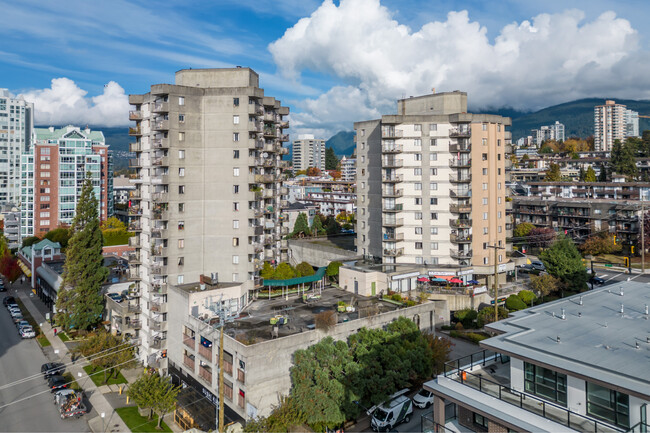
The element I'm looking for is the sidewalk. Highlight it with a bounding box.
[16,286,130,433]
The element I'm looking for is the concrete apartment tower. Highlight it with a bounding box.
[594,100,638,151]
[0,89,33,206]
[355,91,510,268]
[292,134,325,172]
[128,68,289,367]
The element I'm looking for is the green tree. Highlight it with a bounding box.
[311,214,325,236]
[150,375,181,430]
[56,176,109,331]
[528,273,560,300]
[127,373,156,419]
[100,216,127,231]
[325,146,339,171]
[598,163,608,181]
[517,290,537,306]
[477,307,508,327]
[291,212,311,238]
[578,166,586,181]
[244,396,306,433]
[539,236,588,293]
[579,233,621,256]
[610,139,638,179]
[505,295,527,311]
[21,236,40,248]
[296,261,315,277]
[261,262,275,280]
[453,308,478,328]
[74,332,135,383]
[274,262,297,280]
[326,261,342,283]
[45,227,72,249]
[325,216,341,235]
[421,332,453,375]
[584,166,597,182]
[513,222,535,238]
[544,163,562,181]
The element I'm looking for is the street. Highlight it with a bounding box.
[0,289,90,432]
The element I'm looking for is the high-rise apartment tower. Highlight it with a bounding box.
[0,89,33,206]
[292,134,325,172]
[594,100,638,151]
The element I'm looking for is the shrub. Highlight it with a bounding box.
[505,294,527,311]
[517,290,537,306]
[449,330,460,338]
[295,261,315,277]
[405,300,417,307]
[463,332,489,344]
[454,322,464,330]
[390,293,403,302]
[314,310,337,330]
[453,308,478,328]
[477,307,509,328]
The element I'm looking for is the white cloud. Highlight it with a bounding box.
[19,78,130,127]
[270,0,649,136]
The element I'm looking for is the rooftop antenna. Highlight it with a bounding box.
[560,308,566,320]
[620,304,625,315]
[636,341,640,349]
[620,287,624,296]
[556,336,561,343]
[579,296,583,306]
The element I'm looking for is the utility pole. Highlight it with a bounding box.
[642,200,645,274]
[487,244,505,323]
[218,322,224,433]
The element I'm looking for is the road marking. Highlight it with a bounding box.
[605,273,623,282]
[628,274,643,281]
[599,274,608,278]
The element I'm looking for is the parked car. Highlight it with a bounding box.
[590,276,606,286]
[412,388,434,409]
[47,375,68,392]
[0,284,5,292]
[20,325,36,339]
[3,296,15,306]
[370,394,413,432]
[42,362,65,378]
[12,314,24,324]
[8,306,20,315]
[16,319,30,329]
[530,260,546,271]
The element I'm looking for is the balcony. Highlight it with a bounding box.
[125,319,141,330]
[151,192,168,202]
[150,264,167,275]
[255,174,276,183]
[450,219,472,229]
[128,127,141,136]
[449,158,471,168]
[449,126,471,138]
[279,147,289,155]
[198,345,213,361]
[152,137,169,149]
[449,174,471,183]
[153,119,169,130]
[151,209,169,221]
[129,236,140,247]
[152,156,169,167]
[153,101,169,113]
[449,189,471,199]
[383,158,403,168]
[450,233,472,243]
[183,354,195,371]
[449,203,472,214]
[128,251,141,263]
[150,299,167,313]
[149,319,166,331]
[382,174,403,183]
[129,158,142,168]
[279,134,289,142]
[382,129,403,138]
[128,268,141,281]
[128,222,142,232]
[199,365,213,385]
[249,121,263,133]
[450,248,472,259]
[263,128,276,137]
[151,283,167,294]
[442,350,620,433]
[382,144,403,153]
[280,120,289,129]
[383,204,403,212]
[129,142,141,152]
[383,189,403,198]
[129,110,142,120]
[264,112,278,123]
[183,335,195,349]
[449,142,471,152]
[382,232,404,242]
[384,248,404,257]
[150,338,166,349]
[382,218,404,227]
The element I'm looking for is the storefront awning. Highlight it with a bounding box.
[18,260,31,277]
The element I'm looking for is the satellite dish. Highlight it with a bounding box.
[262,152,268,158]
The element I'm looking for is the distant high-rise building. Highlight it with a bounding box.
[340,155,356,182]
[594,100,637,151]
[0,89,33,206]
[127,68,290,368]
[20,125,112,239]
[292,134,325,172]
[355,91,510,268]
[531,121,564,146]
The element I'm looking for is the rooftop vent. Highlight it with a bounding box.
[556,336,561,343]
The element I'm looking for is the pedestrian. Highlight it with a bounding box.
[54,328,57,336]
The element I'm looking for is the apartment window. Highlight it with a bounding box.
[178,257,184,266]
[586,382,629,428]
[179,149,185,159]
[484,257,489,265]
[431,212,438,220]
[39,212,50,218]
[473,413,488,429]
[414,168,422,177]
[482,153,488,161]
[429,123,437,131]
[498,154,501,160]
[430,138,437,146]
[232,273,239,282]
[430,198,438,205]
[233,150,239,159]
[233,97,239,106]
[482,198,488,205]
[361,155,365,163]
[498,168,501,175]
[415,227,423,234]
[498,139,501,146]
[179,168,185,177]
[430,242,439,250]
[415,212,423,220]
[414,124,422,132]
[361,182,366,189]
[430,257,439,265]
[179,132,185,141]
[233,202,240,211]
[415,257,423,264]
[431,227,438,235]
[179,185,185,194]
[41,148,50,155]
[233,167,240,177]
[178,97,185,106]
[482,183,488,190]
[178,239,184,249]
[233,132,239,142]
[430,153,437,161]
[430,182,438,190]
[483,168,488,175]
[233,115,240,124]
[178,221,185,230]
[498,226,502,233]
[360,129,365,136]
[415,154,422,161]
[482,123,487,131]
[415,198,422,205]
[414,138,421,147]
[499,254,503,261]
[498,197,501,204]
[177,275,184,284]
[179,114,185,123]
[232,255,239,264]
[483,227,488,234]
[430,168,437,175]
[233,185,239,194]
[524,362,567,406]
[179,203,185,212]
[233,220,239,229]
[498,182,501,190]
[498,211,502,218]
[415,242,423,249]
[415,183,422,191]
[483,212,488,220]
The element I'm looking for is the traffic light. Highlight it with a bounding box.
[624,257,630,268]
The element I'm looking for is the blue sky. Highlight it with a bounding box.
[3,0,650,138]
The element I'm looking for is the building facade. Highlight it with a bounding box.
[297,191,356,216]
[340,155,356,182]
[355,91,510,268]
[127,68,290,368]
[292,134,325,172]
[531,120,565,145]
[0,89,33,206]
[594,100,638,151]
[20,126,112,239]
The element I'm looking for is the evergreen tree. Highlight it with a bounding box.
[311,214,324,236]
[578,166,586,182]
[598,163,608,181]
[325,147,339,170]
[56,175,108,330]
[584,166,597,182]
[610,139,638,179]
[539,236,588,293]
[291,212,311,237]
[544,163,562,181]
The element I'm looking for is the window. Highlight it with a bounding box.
[414,168,422,176]
[430,242,439,250]
[414,124,422,132]
[177,275,184,284]
[482,198,488,205]
[415,257,424,264]
[430,168,437,175]
[415,212,423,220]
[430,212,438,220]
[233,167,240,177]
[179,185,185,194]
[233,185,239,194]
[498,182,502,190]
[430,153,437,161]
[179,168,185,177]
[233,115,240,124]
[178,239,184,248]
[178,97,185,106]
[233,97,239,106]
[483,212,488,220]
[415,227,423,234]
[415,183,422,191]
[179,114,185,123]
[586,382,629,428]
[179,149,185,159]
[415,154,422,161]
[498,168,501,175]
[482,123,488,131]
[179,203,185,212]
[430,198,438,205]
[483,227,488,234]
[498,139,501,146]
[524,362,567,406]
[484,257,489,265]
[179,132,185,141]
[360,129,365,136]
[233,132,239,142]
[482,153,488,161]
[430,182,438,190]
[430,138,437,146]
[482,183,488,190]
[232,150,239,159]
[232,273,239,282]
[178,257,184,266]
[430,123,437,131]
[233,202,239,211]
[415,198,422,205]
[233,220,239,229]
[415,242,423,249]
[232,255,239,264]
[414,138,421,147]
[430,227,438,235]
[473,413,488,429]
[483,168,488,175]
[498,226,502,233]
[178,221,185,230]
[498,154,501,160]
[482,138,487,146]
[498,197,501,204]
[498,211,502,219]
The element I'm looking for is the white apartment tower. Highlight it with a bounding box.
[594,100,638,151]
[128,68,290,367]
[340,156,356,182]
[355,91,510,269]
[292,134,325,172]
[0,89,33,205]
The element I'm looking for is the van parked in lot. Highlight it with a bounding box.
[369,390,413,431]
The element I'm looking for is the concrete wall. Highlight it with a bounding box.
[339,266,387,297]
[287,239,358,267]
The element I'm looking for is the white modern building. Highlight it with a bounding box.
[0,89,33,206]
[292,134,325,172]
[625,109,640,138]
[340,155,356,182]
[425,281,650,433]
[531,121,565,145]
[595,100,638,151]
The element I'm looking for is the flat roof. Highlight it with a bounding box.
[175,281,243,294]
[481,281,650,398]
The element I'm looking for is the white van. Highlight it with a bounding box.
[369,393,413,431]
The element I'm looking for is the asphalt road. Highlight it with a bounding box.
[0,294,90,432]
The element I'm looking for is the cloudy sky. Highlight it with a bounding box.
[2,0,650,139]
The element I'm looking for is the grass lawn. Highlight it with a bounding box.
[36,334,51,347]
[62,372,81,391]
[58,332,70,342]
[116,406,172,433]
[83,365,127,386]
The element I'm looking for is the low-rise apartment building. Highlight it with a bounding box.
[425,281,650,432]
[297,191,356,216]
